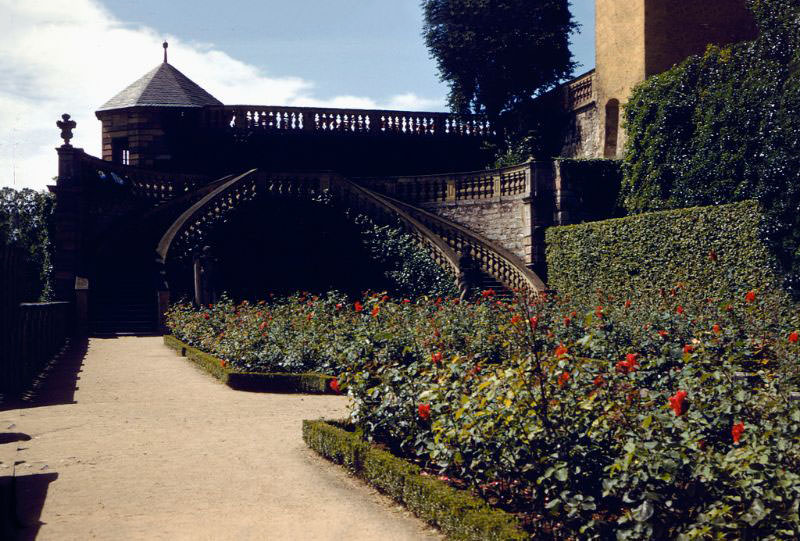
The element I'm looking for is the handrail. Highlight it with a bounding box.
[77,151,210,201]
[204,104,491,138]
[157,169,259,262]
[355,161,533,204]
[385,195,546,294]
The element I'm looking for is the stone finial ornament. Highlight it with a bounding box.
[56,114,76,147]
[163,41,168,63]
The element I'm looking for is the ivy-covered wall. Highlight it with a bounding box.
[545,201,788,309]
[619,0,800,293]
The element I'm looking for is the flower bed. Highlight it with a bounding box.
[167,288,800,538]
[163,335,336,394]
[302,419,526,541]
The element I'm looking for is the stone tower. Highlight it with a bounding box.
[595,0,757,158]
[95,43,222,170]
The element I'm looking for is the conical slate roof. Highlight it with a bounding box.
[97,62,223,111]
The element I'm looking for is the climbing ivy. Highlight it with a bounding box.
[620,0,800,293]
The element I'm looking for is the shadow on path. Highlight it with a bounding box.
[11,471,59,541]
[0,337,89,411]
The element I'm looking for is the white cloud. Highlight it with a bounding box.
[0,0,444,189]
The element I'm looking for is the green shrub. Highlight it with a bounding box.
[620,0,800,293]
[545,201,790,313]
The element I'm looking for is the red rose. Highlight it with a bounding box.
[731,421,745,444]
[558,371,570,387]
[624,300,632,309]
[676,305,685,315]
[418,403,431,421]
[335,303,343,311]
[683,344,694,354]
[371,305,380,317]
[745,290,756,303]
[203,313,210,320]
[259,321,268,330]
[658,330,668,338]
[329,378,340,393]
[481,289,495,298]
[431,352,443,364]
[381,295,389,302]
[712,324,721,334]
[669,390,688,416]
[354,301,363,312]
[563,316,571,326]
[554,345,568,358]
[402,299,411,304]
[593,375,605,387]
[708,249,718,262]
[529,316,539,331]
[307,312,314,321]
[789,331,799,344]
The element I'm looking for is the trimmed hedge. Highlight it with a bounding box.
[545,200,788,308]
[302,419,526,541]
[163,335,336,393]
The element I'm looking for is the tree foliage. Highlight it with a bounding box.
[0,187,55,301]
[421,0,576,139]
[620,0,800,293]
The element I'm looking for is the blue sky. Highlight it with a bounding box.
[102,0,595,103]
[0,0,595,189]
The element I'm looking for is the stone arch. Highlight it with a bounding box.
[604,98,620,158]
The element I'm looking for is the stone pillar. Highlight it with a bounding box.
[528,161,556,279]
[74,276,89,336]
[156,258,170,334]
[193,246,217,307]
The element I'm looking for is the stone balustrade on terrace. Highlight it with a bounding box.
[202,105,491,138]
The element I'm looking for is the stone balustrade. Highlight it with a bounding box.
[204,105,491,138]
[565,70,595,111]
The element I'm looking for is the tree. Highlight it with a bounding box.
[421,0,576,149]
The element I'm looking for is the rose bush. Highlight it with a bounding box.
[167,286,800,538]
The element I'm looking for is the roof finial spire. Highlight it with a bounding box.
[163,41,168,63]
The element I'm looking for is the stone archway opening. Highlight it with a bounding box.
[604,98,620,158]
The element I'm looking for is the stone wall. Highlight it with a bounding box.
[560,103,601,159]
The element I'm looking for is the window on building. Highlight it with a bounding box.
[112,137,130,165]
[604,99,620,158]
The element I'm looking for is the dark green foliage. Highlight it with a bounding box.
[302,419,527,541]
[0,188,55,301]
[421,0,575,144]
[546,201,789,311]
[354,215,458,298]
[556,158,624,222]
[163,335,336,394]
[620,0,800,293]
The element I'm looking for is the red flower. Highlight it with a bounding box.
[595,306,604,318]
[259,321,268,330]
[554,345,568,358]
[335,303,343,311]
[558,371,570,387]
[371,305,380,317]
[329,378,340,393]
[381,295,389,302]
[745,290,756,303]
[431,352,443,364]
[624,299,632,309]
[402,299,411,304]
[616,353,638,374]
[708,249,718,262]
[563,316,571,326]
[203,313,210,320]
[712,324,721,334]
[683,344,694,354]
[731,421,745,444]
[481,289,496,298]
[511,315,521,325]
[593,375,605,387]
[434,297,443,305]
[676,305,685,315]
[789,331,799,344]
[418,403,431,421]
[354,301,363,312]
[725,304,734,312]
[220,360,227,368]
[669,390,688,416]
[658,329,668,338]
[529,316,539,331]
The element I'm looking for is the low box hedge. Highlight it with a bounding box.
[163,335,336,394]
[545,200,787,309]
[302,419,526,541]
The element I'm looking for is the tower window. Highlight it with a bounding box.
[112,137,130,165]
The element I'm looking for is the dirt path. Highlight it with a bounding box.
[2,337,440,540]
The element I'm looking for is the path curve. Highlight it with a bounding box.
[3,337,440,540]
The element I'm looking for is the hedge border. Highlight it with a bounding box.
[302,419,526,541]
[163,335,336,394]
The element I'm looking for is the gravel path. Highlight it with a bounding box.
[2,337,440,540]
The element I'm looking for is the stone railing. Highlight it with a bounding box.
[76,152,210,201]
[204,105,491,138]
[357,162,533,205]
[564,70,595,111]
[386,197,546,294]
[0,301,69,395]
[156,169,462,289]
